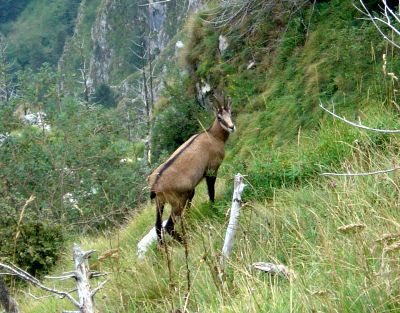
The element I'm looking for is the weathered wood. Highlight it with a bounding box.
[222,173,246,260]
[0,244,108,313]
[73,244,96,313]
[252,262,295,279]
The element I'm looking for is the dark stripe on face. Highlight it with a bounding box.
[218,117,231,129]
[151,133,200,191]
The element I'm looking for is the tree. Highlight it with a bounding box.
[0,39,16,104]
[128,2,157,169]
[92,83,117,107]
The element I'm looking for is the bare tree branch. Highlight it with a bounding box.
[320,166,400,177]
[319,101,400,133]
[45,272,77,281]
[0,244,108,313]
[355,0,400,49]
[0,263,80,308]
[90,280,108,297]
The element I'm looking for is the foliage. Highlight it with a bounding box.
[4,0,82,69]
[151,77,211,163]
[6,0,400,311]
[0,0,31,26]
[0,198,64,276]
[0,96,147,233]
[92,83,117,108]
[16,63,58,114]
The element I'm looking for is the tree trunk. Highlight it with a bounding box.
[222,173,246,260]
[0,278,19,313]
[73,244,95,313]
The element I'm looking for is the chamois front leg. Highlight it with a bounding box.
[155,198,165,243]
[188,189,195,208]
[206,176,216,202]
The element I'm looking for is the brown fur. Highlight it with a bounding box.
[148,108,234,242]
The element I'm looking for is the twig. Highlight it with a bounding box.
[181,217,191,303]
[355,1,400,49]
[45,272,77,281]
[90,280,108,297]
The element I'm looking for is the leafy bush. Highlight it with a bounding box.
[0,96,147,232]
[0,199,64,276]
[151,79,210,163]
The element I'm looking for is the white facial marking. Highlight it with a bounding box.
[218,109,235,133]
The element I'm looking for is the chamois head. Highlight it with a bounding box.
[212,93,235,133]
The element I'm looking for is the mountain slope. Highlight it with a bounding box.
[14,1,400,312]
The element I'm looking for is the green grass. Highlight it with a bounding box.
[14,0,400,311]
[17,142,400,312]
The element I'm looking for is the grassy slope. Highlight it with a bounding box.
[18,1,400,312]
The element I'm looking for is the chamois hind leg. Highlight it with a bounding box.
[155,197,165,243]
[206,176,216,202]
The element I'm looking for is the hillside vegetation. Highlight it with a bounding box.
[6,0,400,312]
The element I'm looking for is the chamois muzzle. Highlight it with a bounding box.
[217,108,235,133]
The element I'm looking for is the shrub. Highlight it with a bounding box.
[151,80,210,163]
[0,199,64,276]
[92,83,118,108]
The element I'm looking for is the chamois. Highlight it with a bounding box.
[148,95,235,243]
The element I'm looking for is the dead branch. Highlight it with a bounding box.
[0,244,108,313]
[320,101,400,177]
[222,173,246,260]
[252,262,295,279]
[138,0,171,6]
[202,0,308,34]
[320,166,400,177]
[355,0,400,49]
[319,101,400,133]
[0,262,80,308]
